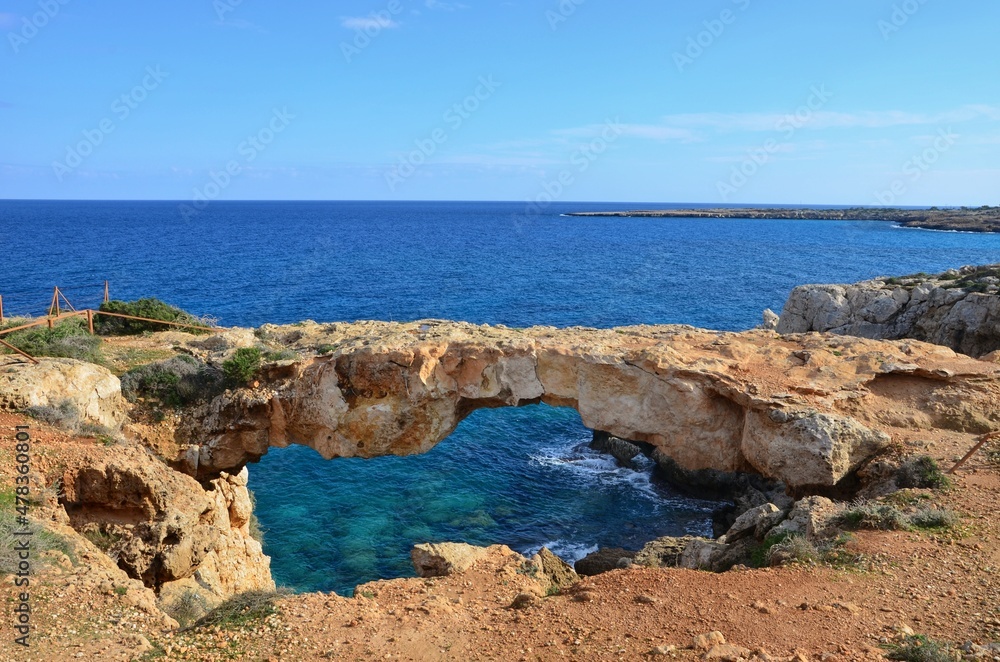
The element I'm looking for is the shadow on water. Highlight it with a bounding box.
[248,403,720,596]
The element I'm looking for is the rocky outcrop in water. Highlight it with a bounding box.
[777,265,1000,357]
[174,320,1000,493]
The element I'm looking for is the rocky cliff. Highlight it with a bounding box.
[174,320,1000,493]
[0,356,275,615]
[777,265,1000,357]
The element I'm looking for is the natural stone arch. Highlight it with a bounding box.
[166,320,980,493]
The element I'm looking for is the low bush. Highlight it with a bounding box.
[839,502,910,531]
[188,590,290,631]
[222,347,262,386]
[120,355,224,407]
[1,316,103,363]
[95,299,208,335]
[24,400,81,431]
[0,490,76,575]
[23,399,118,438]
[884,634,958,662]
[764,534,819,567]
[840,501,959,532]
[263,348,299,362]
[163,590,209,630]
[908,508,959,531]
[896,456,952,490]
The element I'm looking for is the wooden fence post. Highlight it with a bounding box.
[0,295,4,324]
[86,309,95,335]
[49,288,59,317]
[104,281,110,303]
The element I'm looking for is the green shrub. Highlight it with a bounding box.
[896,456,952,490]
[839,502,910,531]
[222,348,263,386]
[908,508,959,531]
[188,590,290,631]
[263,349,299,362]
[1,316,103,363]
[750,532,791,567]
[95,299,207,335]
[0,493,76,575]
[883,634,957,662]
[120,355,224,407]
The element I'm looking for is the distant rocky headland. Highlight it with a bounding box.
[566,206,1000,232]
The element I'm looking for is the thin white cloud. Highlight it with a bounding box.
[639,105,1000,135]
[341,15,400,30]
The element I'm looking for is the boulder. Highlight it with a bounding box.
[634,536,697,568]
[530,547,578,591]
[411,542,491,577]
[769,496,840,541]
[742,409,890,490]
[574,547,637,576]
[724,503,783,542]
[678,539,728,571]
[0,357,125,428]
[590,431,643,467]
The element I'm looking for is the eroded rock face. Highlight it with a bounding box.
[174,321,1000,491]
[59,446,273,602]
[0,357,125,428]
[777,265,1000,357]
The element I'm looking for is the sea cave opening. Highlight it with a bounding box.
[248,403,721,596]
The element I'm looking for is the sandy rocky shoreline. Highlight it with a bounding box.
[1,266,1000,661]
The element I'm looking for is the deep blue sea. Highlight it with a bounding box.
[3,200,1000,595]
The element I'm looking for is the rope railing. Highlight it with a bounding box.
[0,281,219,363]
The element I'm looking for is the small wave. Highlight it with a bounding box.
[526,539,599,563]
[529,443,663,500]
[890,223,977,234]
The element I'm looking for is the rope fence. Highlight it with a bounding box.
[0,281,220,364]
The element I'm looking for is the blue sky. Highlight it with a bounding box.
[1,0,998,205]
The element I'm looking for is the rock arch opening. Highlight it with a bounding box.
[247,402,718,596]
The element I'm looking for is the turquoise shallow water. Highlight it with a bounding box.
[254,405,717,596]
[2,200,1000,594]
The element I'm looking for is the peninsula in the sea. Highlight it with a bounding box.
[565,206,1000,233]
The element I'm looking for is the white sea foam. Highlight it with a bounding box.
[526,539,599,563]
[529,442,663,501]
